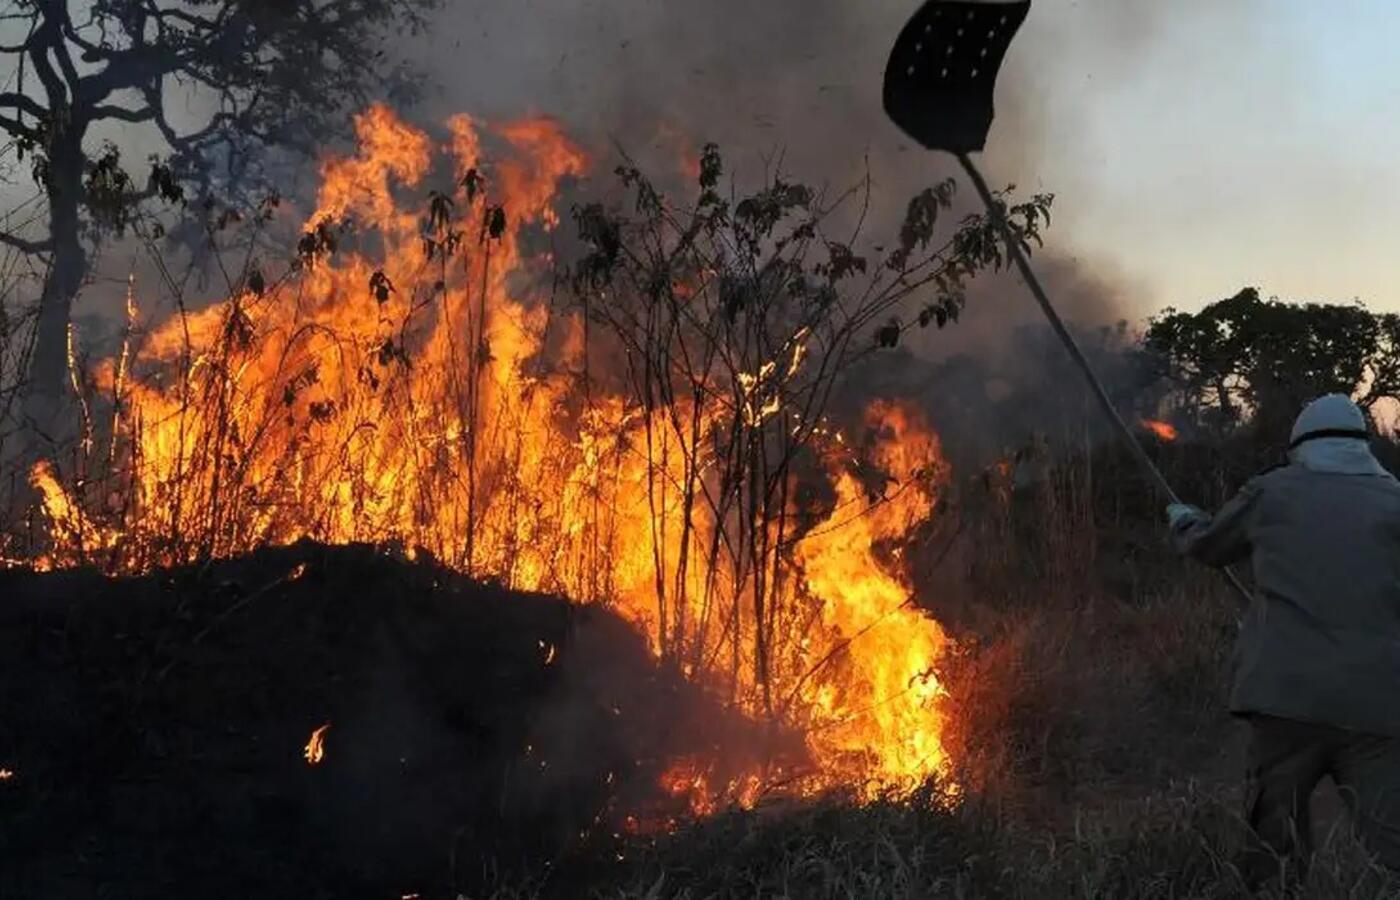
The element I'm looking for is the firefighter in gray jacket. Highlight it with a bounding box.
[1169,393,1400,883]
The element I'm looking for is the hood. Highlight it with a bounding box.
[1289,437,1393,479]
[1290,393,1368,448]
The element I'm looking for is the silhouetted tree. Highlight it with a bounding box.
[1145,288,1400,437]
[0,0,436,430]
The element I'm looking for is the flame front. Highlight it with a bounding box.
[797,401,951,790]
[30,106,956,808]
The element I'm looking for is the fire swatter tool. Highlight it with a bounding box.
[882,0,1249,602]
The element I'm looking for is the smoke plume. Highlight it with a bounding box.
[417,0,1259,348]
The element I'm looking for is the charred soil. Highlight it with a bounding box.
[0,542,768,898]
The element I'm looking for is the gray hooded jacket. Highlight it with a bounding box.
[1173,397,1400,736]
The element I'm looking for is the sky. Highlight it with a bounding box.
[3,0,1398,325]
[417,0,1400,322]
[1028,0,1400,314]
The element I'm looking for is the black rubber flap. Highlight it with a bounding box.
[883,1,1031,153]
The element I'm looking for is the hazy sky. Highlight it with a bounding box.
[1028,0,1400,314]
[420,0,1400,320]
[3,1,1395,324]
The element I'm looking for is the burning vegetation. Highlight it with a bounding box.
[11,104,1050,808]
[305,724,331,766]
[10,3,1400,898]
[1140,418,1178,442]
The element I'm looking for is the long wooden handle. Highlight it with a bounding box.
[956,153,1251,602]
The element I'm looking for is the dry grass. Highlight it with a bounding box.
[479,785,1395,899]
[489,583,1396,899]
[481,445,1400,899]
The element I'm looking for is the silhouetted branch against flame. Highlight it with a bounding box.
[575,144,1016,796]
[19,108,1029,805]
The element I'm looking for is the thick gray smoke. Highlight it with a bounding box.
[412,0,1260,454]
[417,0,1259,352]
[39,2,1259,341]
[26,1,1266,458]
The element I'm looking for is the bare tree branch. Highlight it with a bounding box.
[0,92,46,120]
[0,112,40,142]
[3,0,439,404]
[0,230,53,254]
[89,103,156,124]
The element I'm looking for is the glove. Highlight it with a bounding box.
[1166,503,1205,530]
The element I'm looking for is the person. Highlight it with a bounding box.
[1168,393,1400,887]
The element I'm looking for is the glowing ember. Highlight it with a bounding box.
[28,105,958,809]
[304,724,330,765]
[1140,418,1179,442]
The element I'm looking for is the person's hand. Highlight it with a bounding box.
[1166,502,1205,530]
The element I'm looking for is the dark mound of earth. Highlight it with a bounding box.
[0,542,767,898]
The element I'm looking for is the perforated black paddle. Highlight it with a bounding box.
[881,0,1250,602]
[883,0,1030,153]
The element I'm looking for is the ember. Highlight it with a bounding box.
[1141,418,1179,442]
[304,724,330,765]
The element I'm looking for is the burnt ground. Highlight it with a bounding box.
[0,542,773,899]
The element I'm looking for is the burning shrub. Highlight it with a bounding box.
[6,105,1052,807]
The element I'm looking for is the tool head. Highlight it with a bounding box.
[883,1,1031,153]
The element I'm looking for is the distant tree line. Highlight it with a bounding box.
[1143,287,1400,439]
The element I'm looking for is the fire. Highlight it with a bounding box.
[26,105,957,809]
[28,460,118,571]
[0,768,13,781]
[796,401,951,791]
[1140,418,1178,442]
[305,723,330,765]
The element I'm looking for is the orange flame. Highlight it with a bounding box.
[29,106,956,809]
[1141,418,1178,442]
[0,768,13,781]
[305,723,330,765]
[28,460,118,571]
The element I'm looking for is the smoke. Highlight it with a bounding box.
[410,1,1266,454]
[37,1,1268,455]
[50,2,1255,314]
[416,0,1259,349]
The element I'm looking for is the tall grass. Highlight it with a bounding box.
[363,429,1398,898]
[478,786,1395,898]
[518,435,1400,900]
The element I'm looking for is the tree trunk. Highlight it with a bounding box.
[20,130,87,447]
